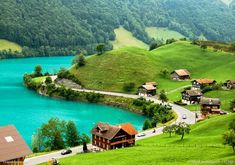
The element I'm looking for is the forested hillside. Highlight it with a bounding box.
[1,0,235,58]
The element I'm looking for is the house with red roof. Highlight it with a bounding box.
[91,122,138,150]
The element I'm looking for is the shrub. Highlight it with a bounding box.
[123,82,135,92]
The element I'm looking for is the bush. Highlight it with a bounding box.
[143,119,152,130]
[123,83,135,92]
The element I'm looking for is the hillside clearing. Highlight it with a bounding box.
[71,41,235,94]
[49,114,235,165]
[0,39,22,52]
[111,27,148,50]
[146,27,185,41]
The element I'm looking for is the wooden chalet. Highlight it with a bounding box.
[138,82,157,97]
[171,69,190,80]
[91,122,138,150]
[224,80,235,89]
[200,97,221,116]
[192,79,216,89]
[0,125,32,165]
[181,89,202,104]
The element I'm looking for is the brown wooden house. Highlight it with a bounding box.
[91,122,138,150]
[0,125,32,165]
[192,79,216,89]
[171,69,190,80]
[200,97,221,116]
[138,82,157,97]
[181,89,202,104]
[224,80,235,89]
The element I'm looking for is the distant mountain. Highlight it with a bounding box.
[0,0,235,57]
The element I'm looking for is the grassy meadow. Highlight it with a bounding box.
[70,41,235,94]
[146,27,185,41]
[0,39,22,52]
[111,27,148,50]
[47,114,235,165]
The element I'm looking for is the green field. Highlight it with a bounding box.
[146,27,185,41]
[71,41,235,93]
[50,114,235,165]
[111,27,148,50]
[0,39,22,52]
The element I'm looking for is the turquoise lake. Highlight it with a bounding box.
[0,56,145,146]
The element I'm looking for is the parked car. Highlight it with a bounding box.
[182,114,187,119]
[137,133,146,137]
[61,149,72,155]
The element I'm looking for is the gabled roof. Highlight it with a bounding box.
[142,85,156,91]
[172,69,190,76]
[120,123,138,135]
[182,89,202,96]
[145,82,158,86]
[193,79,216,84]
[91,122,138,140]
[0,125,32,162]
[200,97,221,106]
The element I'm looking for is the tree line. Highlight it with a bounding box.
[1,0,235,58]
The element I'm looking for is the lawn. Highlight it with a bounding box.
[70,41,235,94]
[49,114,235,165]
[111,26,148,50]
[0,39,22,52]
[146,27,185,41]
[32,76,46,84]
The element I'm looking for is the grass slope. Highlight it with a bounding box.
[112,27,148,50]
[71,41,235,94]
[53,114,235,165]
[146,27,185,41]
[0,39,22,52]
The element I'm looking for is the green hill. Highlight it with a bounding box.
[50,114,235,165]
[70,41,235,93]
[112,27,148,50]
[0,39,22,52]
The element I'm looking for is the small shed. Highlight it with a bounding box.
[225,80,235,89]
[138,83,157,97]
[0,125,32,165]
[171,69,190,80]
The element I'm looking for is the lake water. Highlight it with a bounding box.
[0,56,145,146]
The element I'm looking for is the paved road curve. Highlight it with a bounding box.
[25,88,196,165]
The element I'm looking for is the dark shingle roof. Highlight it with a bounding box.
[183,90,202,96]
[200,97,221,106]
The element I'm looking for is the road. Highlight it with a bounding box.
[25,88,195,165]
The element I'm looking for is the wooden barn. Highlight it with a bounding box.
[171,69,190,80]
[138,82,157,97]
[0,125,32,165]
[91,122,138,150]
[192,79,216,89]
[181,89,202,104]
[200,97,221,116]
